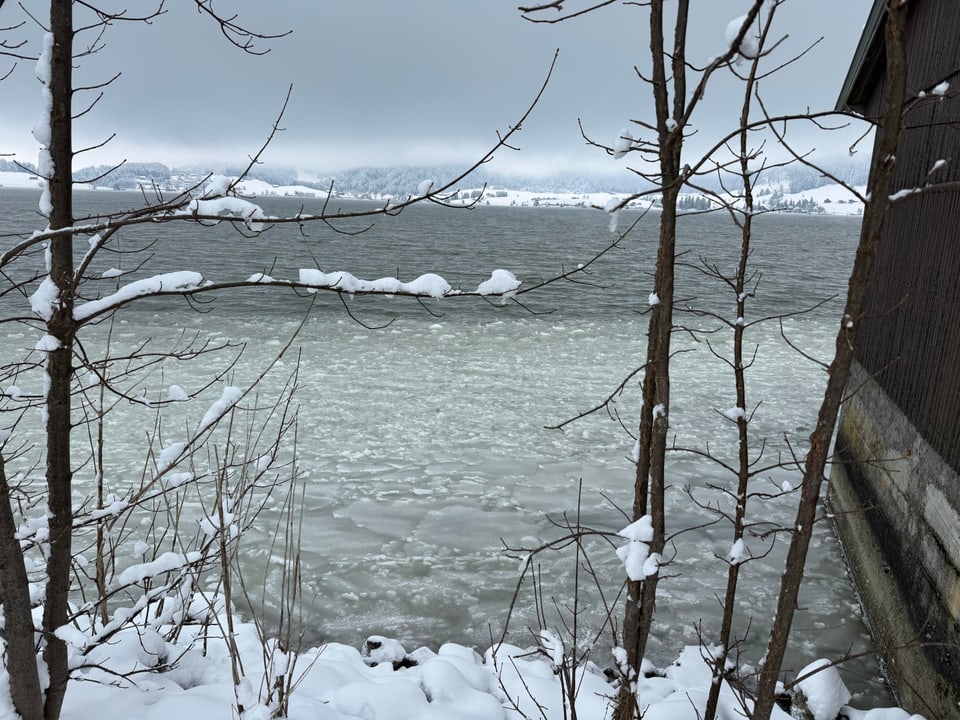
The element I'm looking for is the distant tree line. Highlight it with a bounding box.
[677,194,712,211]
[0,156,869,199]
[0,158,38,174]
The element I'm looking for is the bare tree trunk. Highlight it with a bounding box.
[752,3,908,717]
[42,2,76,718]
[702,12,770,714]
[616,4,687,718]
[703,177,754,720]
[0,456,44,720]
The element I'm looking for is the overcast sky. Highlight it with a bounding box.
[0,1,874,176]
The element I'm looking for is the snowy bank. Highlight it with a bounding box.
[0,616,916,720]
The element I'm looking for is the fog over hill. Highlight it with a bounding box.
[0,157,869,198]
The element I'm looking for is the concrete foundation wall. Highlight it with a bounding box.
[830,361,960,719]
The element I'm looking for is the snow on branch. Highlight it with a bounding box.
[73,271,205,321]
[298,269,453,299]
[198,386,243,433]
[296,268,522,301]
[616,515,660,581]
[178,196,267,232]
[475,269,522,300]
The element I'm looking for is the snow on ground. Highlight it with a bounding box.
[794,659,851,720]
[0,614,919,720]
[478,189,643,210]
[759,182,867,216]
[0,170,44,189]
[232,177,334,198]
[22,622,921,720]
[436,183,866,216]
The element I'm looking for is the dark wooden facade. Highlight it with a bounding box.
[832,2,960,715]
[840,0,960,473]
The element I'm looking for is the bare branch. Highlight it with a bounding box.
[519,0,618,24]
[191,0,290,55]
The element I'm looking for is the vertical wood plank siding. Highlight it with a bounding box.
[856,1,960,473]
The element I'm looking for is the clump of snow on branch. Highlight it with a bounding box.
[405,273,453,297]
[613,128,634,159]
[183,196,266,232]
[918,81,949,98]
[724,14,762,60]
[539,629,564,669]
[722,406,745,422]
[199,501,237,539]
[160,174,267,230]
[30,270,59,321]
[166,472,193,488]
[33,32,54,217]
[35,334,61,352]
[653,403,666,420]
[73,271,205,321]
[616,515,659,581]
[728,538,746,565]
[202,174,231,199]
[605,196,621,232]
[298,268,457,299]
[166,385,188,402]
[417,179,434,197]
[198,386,243,432]
[476,269,521,302]
[888,187,920,202]
[156,442,186,473]
[15,513,48,542]
[117,550,202,586]
[648,292,660,307]
[612,645,634,681]
[90,496,129,521]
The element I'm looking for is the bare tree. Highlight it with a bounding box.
[523,4,771,718]
[750,2,909,716]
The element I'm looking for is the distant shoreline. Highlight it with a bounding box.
[0,171,866,217]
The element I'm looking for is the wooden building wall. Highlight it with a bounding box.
[854,0,960,474]
[829,3,960,715]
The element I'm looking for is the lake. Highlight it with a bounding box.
[0,188,890,703]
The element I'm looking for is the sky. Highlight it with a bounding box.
[0,1,874,177]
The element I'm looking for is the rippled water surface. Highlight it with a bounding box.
[1,189,890,703]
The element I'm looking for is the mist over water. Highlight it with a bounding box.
[1,190,891,703]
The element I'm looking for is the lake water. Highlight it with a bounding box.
[0,188,891,704]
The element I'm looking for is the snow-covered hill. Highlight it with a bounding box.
[1,165,869,217]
